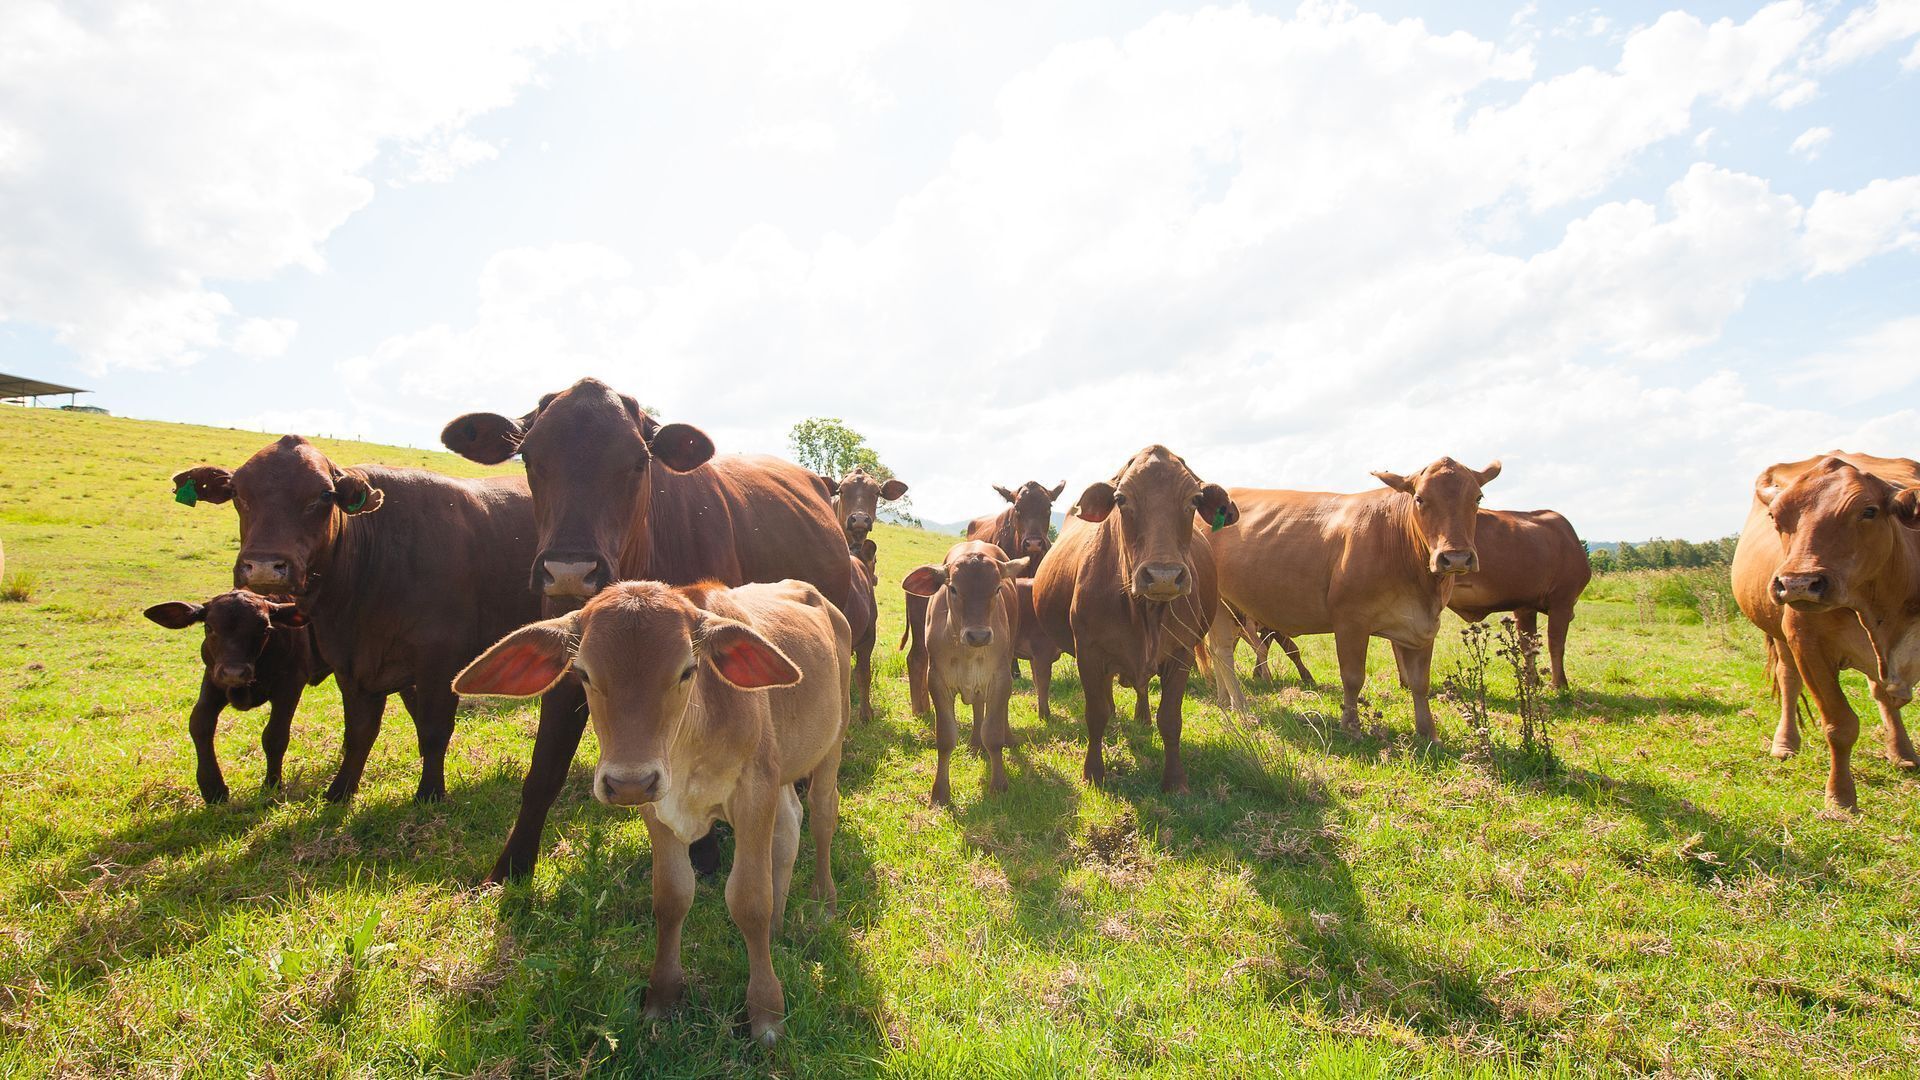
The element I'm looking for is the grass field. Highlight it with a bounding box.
[2,407,1918,1078]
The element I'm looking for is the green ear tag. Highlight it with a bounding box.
[343,489,367,513]
[1210,507,1227,532]
[174,480,198,507]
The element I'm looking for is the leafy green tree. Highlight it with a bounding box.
[788,417,919,526]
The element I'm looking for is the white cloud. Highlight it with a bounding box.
[1816,0,1920,70]
[231,317,299,360]
[1790,125,1832,158]
[1779,315,1920,402]
[1802,176,1920,274]
[732,120,841,155]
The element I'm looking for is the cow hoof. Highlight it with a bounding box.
[1892,756,1919,770]
[322,781,355,804]
[200,785,230,806]
[930,784,951,807]
[643,980,683,1020]
[751,1017,784,1047]
[1770,743,1798,761]
[413,787,447,805]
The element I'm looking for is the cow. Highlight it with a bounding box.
[143,590,328,804]
[441,378,852,882]
[1442,509,1591,690]
[1736,452,1920,809]
[1206,457,1501,740]
[172,436,538,803]
[1033,446,1236,793]
[1196,606,1317,688]
[452,578,851,1045]
[1014,578,1063,719]
[904,480,1064,712]
[902,542,1030,804]
[821,466,908,548]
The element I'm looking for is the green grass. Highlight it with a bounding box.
[2,406,1918,1077]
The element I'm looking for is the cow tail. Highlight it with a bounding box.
[1764,638,1781,702]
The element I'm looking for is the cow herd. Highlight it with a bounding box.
[136,375,1919,1042]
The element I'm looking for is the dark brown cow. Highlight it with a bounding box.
[144,590,328,804]
[1745,454,1920,808]
[903,541,1029,804]
[172,436,538,802]
[442,378,853,881]
[1032,446,1236,792]
[822,466,907,547]
[1207,457,1500,739]
[1444,509,1591,690]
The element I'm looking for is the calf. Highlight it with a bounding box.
[1207,457,1500,739]
[173,436,538,802]
[454,579,851,1045]
[902,542,1030,804]
[1033,447,1236,792]
[1447,509,1591,690]
[144,591,328,803]
[1754,455,1920,809]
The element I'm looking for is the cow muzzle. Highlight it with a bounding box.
[595,764,665,806]
[961,626,995,648]
[1021,537,1047,557]
[237,555,298,592]
[211,663,256,689]
[1432,549,1479,575]
[1771,572,1832,609]
[1135,562,1191,602]
[539,554,608,600]
[845,514,873,539]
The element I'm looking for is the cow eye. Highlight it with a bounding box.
[575,667,591,686]
[1112,492,1127,507]
[1863,506,1879,520]
[1414,496,1425,507]
[680,663,696,682]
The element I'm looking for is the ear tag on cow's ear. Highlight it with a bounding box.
[343,489,367,513]
[174,480,198,507]
[1210,507,1227,532]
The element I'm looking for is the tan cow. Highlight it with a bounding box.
[1207,458,1501,739]
[453,579,852,1045]
[1033,446,1237,792]
[1447,509,1591,690]
[1740,454,1920,808]
[902,542,1029,804]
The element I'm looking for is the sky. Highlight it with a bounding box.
[2,0,1917,540]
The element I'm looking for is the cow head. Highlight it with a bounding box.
[454,581,799,807]
[1759,456,1920,611]
[1372,457,1501,575]
[903,541,1028,648]
[441,378,715,614]
[824,466,907,547]
[172,436,385,594]
[1072,446,1236,603]
[145,590,306,689]
[994,480,1065,559]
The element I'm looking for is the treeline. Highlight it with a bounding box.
[1587,536,1739,573]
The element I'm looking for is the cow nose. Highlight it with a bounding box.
[1433,549,1477,574]
[1771,573,1830,606]
[212,663,254,687]
[846,514,873,535]
[1022,538,1047,556]
[595,766,663,806]
[962,627,994,648]
[238,558,293,590]
[541,557,607,599]
[1138,563,1190,600]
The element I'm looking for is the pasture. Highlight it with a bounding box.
[2,407,1917,1078]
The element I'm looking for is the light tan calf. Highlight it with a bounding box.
[903,542,1029,804]
[453,578,852,1045]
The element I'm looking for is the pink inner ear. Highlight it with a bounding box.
[456,639,568,697]
[711,637,798,689]
[902,567,945,596]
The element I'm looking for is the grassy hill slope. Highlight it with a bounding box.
[1,407,1917,1077]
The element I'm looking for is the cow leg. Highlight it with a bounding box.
[983,689,1011,795]
[930,675,958,807]
[324,686,386,803]
[1544,605,1574,691]
[968,690,985,754]
[807,734,843,916]
[726,794,785,1045]
[1869,685,1918,770]
[1156,658,1191,794]
[1133,680,1152,727]
[1206,615,1254,716]
[770,784,803,929]
[906,593,932,715]
[1334,626,1369,737]
[1513,609,1544,687]
[1082,666,1115,786]
[853,630,875,725]
[404,681,458,804]
[1395,642,1438,741]
[1251,630,1273,683]
[641,810,695,1020]
[260,685,300,794]
[188,677,230,805]
[1790,643,1861,810]
[1769,636,1804,759]
[487,681,588,884]
[1279,635,1317,687]
[1034,655,1053,721]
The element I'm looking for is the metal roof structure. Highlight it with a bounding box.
[0,373,90,404]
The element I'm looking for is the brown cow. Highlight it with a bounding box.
[1741,453,1920,809]
[822,466,908,547]
[1196,606,1317,687]
[1207,457,1501,739]
[1444,509,1591,690]
[172,437,538,802]
[144,590,328,804]
[1033,446,1236,792]
[904,480,1064,712]
[453,579,851,1045]
[442,378,852,882]
[903,542,1030,804]
[1014,578,1064,719]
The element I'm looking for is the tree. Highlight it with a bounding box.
[788,417,918,526]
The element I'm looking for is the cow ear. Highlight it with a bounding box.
[1048,481,1066,501]
[817,474,840,497]
[704,620,802,689]
[1756,482,1783,508]
[881,478,909,501]
[1894,486,1920,528]
[858,538,878,561]
[172,467,234,505]
[1072,482,1118,523]
[1372,470,1414,494]
[268,602,308,629]
[1195,483,1239,528]
[999,556,1031,580]
[1475,460,1502,486]
[144,602,205,629]
[902,565,947,597]
[649,423,715,473]
[994,484,1017,504]
[441,413,524,465]
[453,614,581,697]
[333,472,384,515]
